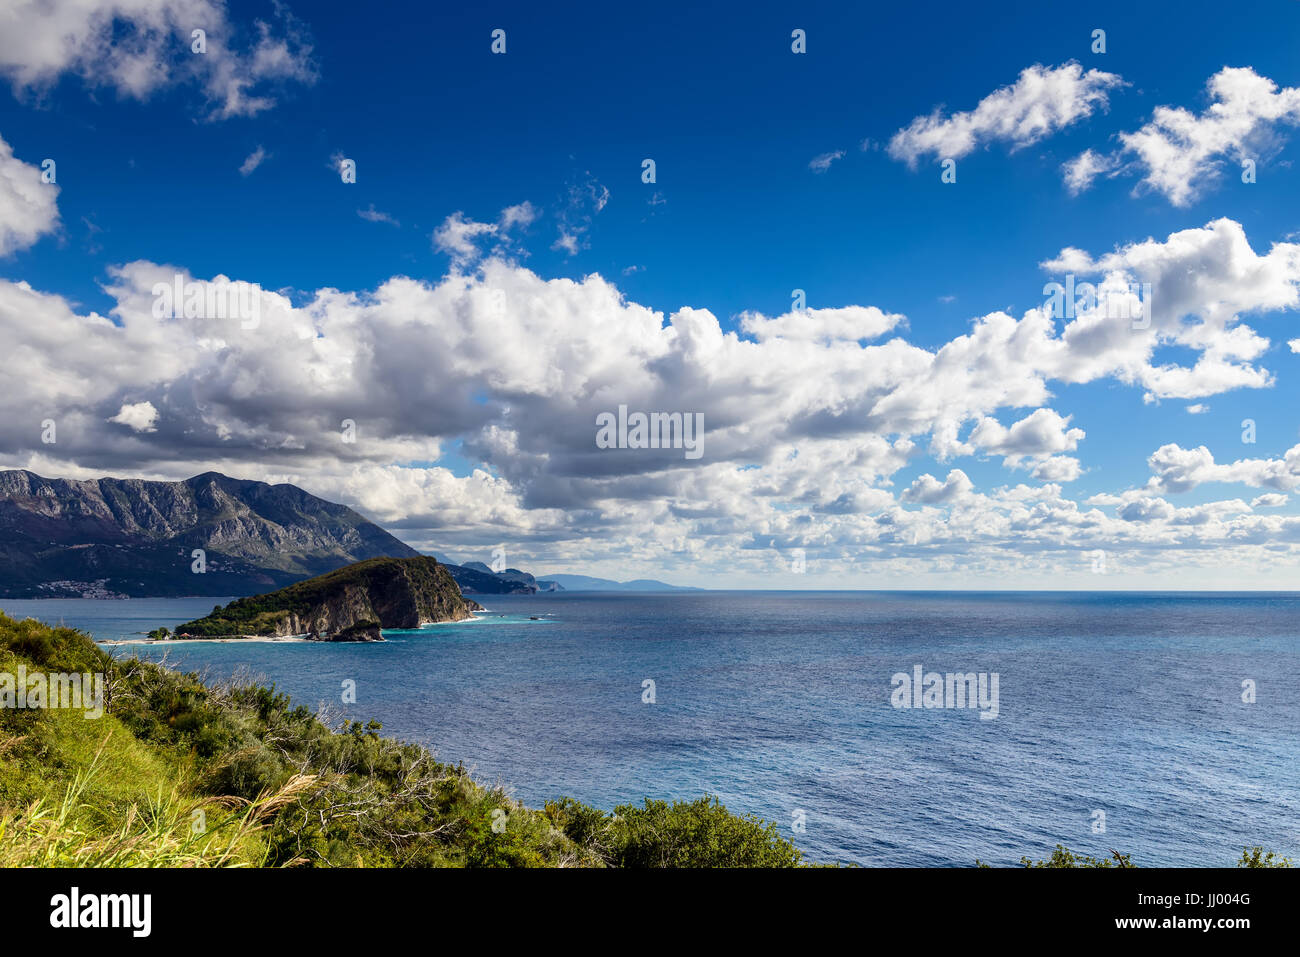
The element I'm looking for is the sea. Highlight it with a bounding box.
[2,590,1296,867]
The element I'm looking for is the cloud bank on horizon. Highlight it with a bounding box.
[1,1,1299,588]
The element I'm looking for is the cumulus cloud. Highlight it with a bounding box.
[0,132,59,255]
[1146,442,1300,494]
[967,408,1085,464]
[925,409,1086,482]
[499,201,538,230]
[1252,492,1288,508]
[738,306,905,343]
[888,62,1123,167]
[1039,217,1300,401]
[433,202,536,266]
[433,213,498,265]
[2,217,1300,583]
[1029,456,1083,483]
[1062,148,1118,195]
[901,470,973,505]
[0,0,318,120]
[107,400,159,433]
[1117,495,1175,523]
[1065,67,1300,205]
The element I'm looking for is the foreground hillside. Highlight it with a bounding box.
[0,612,804,867]
[0,470,418,599]
[172,557,480,640]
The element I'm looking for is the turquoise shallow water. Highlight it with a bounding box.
[2,590,1297,866]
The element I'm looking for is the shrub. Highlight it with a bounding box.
[1019,845,1133,868]
[605,795,803,868]
[1238,846,1292,868]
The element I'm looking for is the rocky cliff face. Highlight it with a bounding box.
[275,583,376,638]
[174,556,481,641]
[0,470,420,597]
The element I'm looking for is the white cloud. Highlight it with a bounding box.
[1252,492,1288,508]
[888,62,1123,167]
[940,409,1088,482]
[500,201,538,229]
[0,132,59,255]
[1146,442,1300,494]
[2,218,1300,585]
[551,232,580,256]
[1062,148,1118,195]
[1030,456,1083,483]
[358,204,399,227]
[238,145,267,177]
[1066,67,1300,205]
[435,202,541,266]
[739,306,904,343]
[968,408,1085,463]
[1039,218,1300,401]
[433,212,497,264]
[1117,495,1175,523]
[809,150,845,173]
[107,400,159,433]
[901,470,974,505]
[0,0,317,120]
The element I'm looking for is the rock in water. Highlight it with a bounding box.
[172,556,482,640]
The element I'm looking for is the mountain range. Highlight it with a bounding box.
[0,469,698,598]
[436,558,696,594]
[527,573,699,592]
[0,469,417,598]
[444,560,560,594]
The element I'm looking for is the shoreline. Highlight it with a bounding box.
[99,634,312,645]
[98,610,489,645]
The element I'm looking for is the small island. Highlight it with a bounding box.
[172,556,482,641]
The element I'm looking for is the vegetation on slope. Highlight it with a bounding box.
[1010,844,1291,868]
[0,611,802,867]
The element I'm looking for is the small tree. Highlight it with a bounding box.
[1238,847,1292,868]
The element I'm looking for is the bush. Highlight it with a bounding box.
[605,795,803,868]
[1018,845,1133,868]
[1239,846,1292,868]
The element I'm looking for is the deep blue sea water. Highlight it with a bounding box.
[3,591,1297,867]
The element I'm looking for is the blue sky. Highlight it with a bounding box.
[2,0,1300,587]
